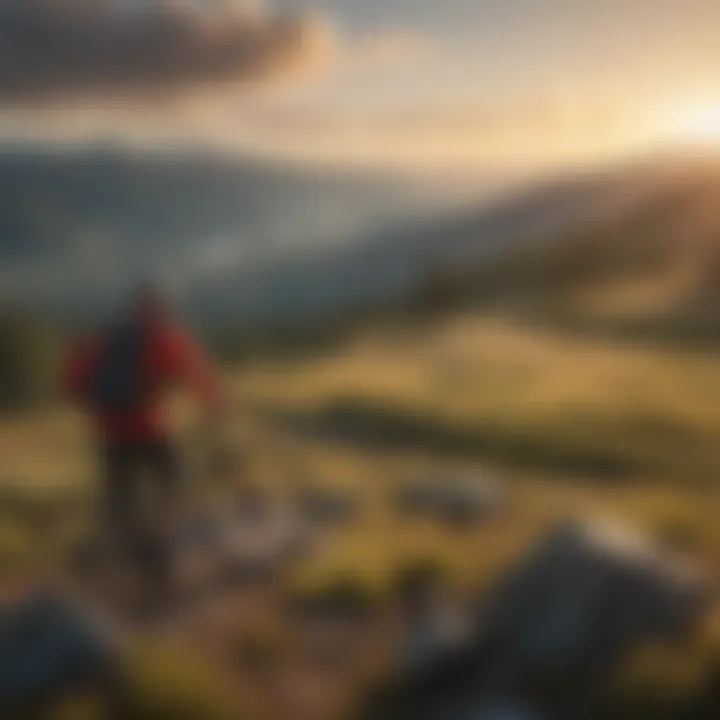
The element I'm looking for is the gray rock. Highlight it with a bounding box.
[396,473,508,524]
[0,590,119,709]
[376,516,710,720]
[477,703,540,720]
[173,500,316,593]
[294,486,363,526]
[483,516,710,689]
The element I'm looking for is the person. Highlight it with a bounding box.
[63,285,222,605]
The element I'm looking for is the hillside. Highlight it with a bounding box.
[403,156,720,345]
[0,145,457,317]
[189,163,636,327]
[5,148,720,342]
[3,146,715,331]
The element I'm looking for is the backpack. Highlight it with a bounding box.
[88,321,148,412]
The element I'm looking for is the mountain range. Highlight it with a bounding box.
[1,145,719,337]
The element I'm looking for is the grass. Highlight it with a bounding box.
[234,316,720,486]
[116,640,245,719]
[0,313,718,718]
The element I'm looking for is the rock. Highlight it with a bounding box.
[395,473,508,525]
[401,592,475,676]
[477,703,541,720]
[173,498,316,596]
[483,516,710,687]
[393,560,474,675]
[0,590,119,709]
[371,516,710,720]
[293,486,363,527]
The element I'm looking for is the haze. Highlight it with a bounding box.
[3,0,720,169]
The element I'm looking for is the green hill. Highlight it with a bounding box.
[406,157,720,346]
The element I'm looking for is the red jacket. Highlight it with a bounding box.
[63,320,221,444]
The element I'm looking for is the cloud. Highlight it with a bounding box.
[351,30,437,71]
[0,0,334,103]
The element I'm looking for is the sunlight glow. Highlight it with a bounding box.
[669,102,720,144]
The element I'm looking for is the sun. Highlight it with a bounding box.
[668,102,720,144]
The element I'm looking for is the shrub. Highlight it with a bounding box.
[288,570,383,621]
[0,311,59,411]
[114,640,244,720]
[0,517,33,578]
[390,557,446,602]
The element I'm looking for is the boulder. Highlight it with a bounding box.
[483,517,710,689]
[478,704,541,720]
[372,516,710,719]
[0,590,119,710]
[395,473,508,525]
[293,486,363,527]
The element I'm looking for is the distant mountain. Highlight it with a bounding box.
[396,155,720,343]
[4,145,720,335]
[0,145,478,317]
[186,155,698,327]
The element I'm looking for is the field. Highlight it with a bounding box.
[1,313,719,718]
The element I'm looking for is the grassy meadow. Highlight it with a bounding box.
[0,312,719,717]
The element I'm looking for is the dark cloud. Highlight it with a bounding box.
[0,0,332,102]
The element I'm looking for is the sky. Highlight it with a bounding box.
[3,0,720,170]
